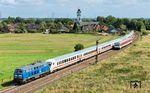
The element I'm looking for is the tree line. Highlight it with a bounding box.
[0,17,74,33]
[97,15,150,35]
[0,16,149,34]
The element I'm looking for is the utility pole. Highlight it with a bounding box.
[95,40,99,64]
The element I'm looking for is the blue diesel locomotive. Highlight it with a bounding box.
[14,61,51,84]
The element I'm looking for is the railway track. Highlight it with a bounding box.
[0,32,139,93]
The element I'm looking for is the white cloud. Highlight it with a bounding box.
[0,0,16,5]
[1,0,150,6]
[17,0,46,5]
[0,0,46,6]
[0,0,150,18]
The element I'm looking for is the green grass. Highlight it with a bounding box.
[36,36,150,93]
[0,33,118,89]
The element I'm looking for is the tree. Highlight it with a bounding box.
[97,16,105,24]
[72,23,80,33]
[136,21,146,31]
[56,22,63,30]
[66,21,74,30]
[25,18,36,24]
[129,19,138,30]
[17,23,27,33]
[15,17,24,23]
[35,19,42,24]
[120,24,127,30]
[143,20,150,30]
[0,22,4,32]
[105,15,117,25]
[122,18,130,29]
[39,21,46,32]
[7,16,15,23]
[1,22,8,32]
[74,44,84,51]
[114,18,123,28]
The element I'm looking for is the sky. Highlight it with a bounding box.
[0,0,150,18]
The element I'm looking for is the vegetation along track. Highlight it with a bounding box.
[0,32,139,93]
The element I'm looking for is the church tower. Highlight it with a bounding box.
[77,9,82,23]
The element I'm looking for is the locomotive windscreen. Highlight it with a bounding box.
[15,69,23,74]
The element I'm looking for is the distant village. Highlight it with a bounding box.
[0,9,149,35]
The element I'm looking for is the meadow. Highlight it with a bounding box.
[0,33,118,89]
[36,36,150,93]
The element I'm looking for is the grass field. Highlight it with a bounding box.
[36,36,150,93]
[0,33,118,89]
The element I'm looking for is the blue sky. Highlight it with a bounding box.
[0,0,150,18]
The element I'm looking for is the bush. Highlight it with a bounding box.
[14,29,26,33]
[141,30,148,35]
[28,29,37,33]
[74,44,84,51]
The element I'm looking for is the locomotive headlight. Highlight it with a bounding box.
[19,75,22,77]
[14,75,22,78]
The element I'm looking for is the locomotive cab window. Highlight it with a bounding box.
[15,69,22,73]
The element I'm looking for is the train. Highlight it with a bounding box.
[13,31,134,84]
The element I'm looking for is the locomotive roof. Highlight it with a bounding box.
[19,61,47,70]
